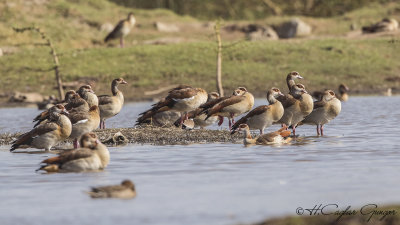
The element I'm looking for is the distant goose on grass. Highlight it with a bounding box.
[301,90,341,136]
[98,78,128,129]
[10,104,72,152]
[136,85,208,127]
[362,18,399,33]
[37,132,109,173]
[231,88,284,135]
[237,124,292,145]
[104,12,136,48]
[87,180,136,199]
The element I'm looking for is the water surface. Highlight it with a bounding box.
[0,96,399,225]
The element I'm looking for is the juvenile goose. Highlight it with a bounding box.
[136,85,208,127]
[37,132,110,172]
[77,85,99,107]
[277,84,314,136]
[205,87,254,130]
[10,104,72,152]
[237,124,292,145]
[98,78,127,129]
[301,90,341,136]
[231,88,284,134]
[68,94,100,148]
[87,180,136,199]
[104,12,136,48]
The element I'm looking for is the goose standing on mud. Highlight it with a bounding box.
[276,84,314,136]
[301,90,341,136]
[204,87,254,130]
[98,78,128,129]
[10,104,72,152]
[237,124,292,145]
[136,85,208,127]
[87,180,136,199]
[104,12,136,48]
[37,132,110,173]
[231,88,284,134]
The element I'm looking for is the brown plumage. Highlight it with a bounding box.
[77,85,98,107]
[237,124,292,145]
[362,18,399,33]
[98,78,127,129]
[37,132,110,172]
[231,88,284,134]
[87,180,136,199]
[136,85,208,127]
[104,13,136,48]
[312,84,349,102]
[11,104,72,152]
[204,87,254,130]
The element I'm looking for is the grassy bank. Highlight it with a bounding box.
[1,38,400,101]
[1,0,400,101]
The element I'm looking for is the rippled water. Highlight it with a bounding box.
[0,96,399,225]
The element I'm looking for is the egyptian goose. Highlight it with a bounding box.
[10,104,72,152]
[77,85,99,107]
[337,84,349,102]
[277,84,314,136]
[104,12,136,48]
[37,132,110,172]
[98,78,127,129]
[32,90,76,127]
[362,18,399,33]
[68,94,100,148]
[136,85,208,127]
[87,180,136,199]
[312,84,349,102]
[237,124,292,145]
[173,91,221,129]
[205,87,254,130]
[231,88,284,134]
[285,71,303,90]
[302,90,341,136]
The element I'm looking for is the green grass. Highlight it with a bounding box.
[1,38,399,100]
[1,0,400,101]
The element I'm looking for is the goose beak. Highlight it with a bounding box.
[297,75,303,79]
[121,80,128,84]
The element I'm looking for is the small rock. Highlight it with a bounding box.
[154,22,180,32]
[247,26,278,41]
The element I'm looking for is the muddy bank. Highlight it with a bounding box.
[0,127,242,146]
[246,205,400,225]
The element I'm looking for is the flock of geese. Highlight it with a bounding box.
[8,72,348,198]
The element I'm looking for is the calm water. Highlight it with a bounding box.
[0,96,400,225]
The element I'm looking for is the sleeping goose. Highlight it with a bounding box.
[237,124,292,145]
[87,180,136,199]
[301,90,341,136]
[104,12,136,48]
[276,84,313,136]
[231,88,284,134]
[37,132,109,172]
[204,87,254,130]
[136,85,208,127]
[362,18,399,33]
[98,78,128,129]
[10,104,72,152]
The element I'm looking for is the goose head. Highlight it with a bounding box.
[233,87,248,96]
[64,90,76,103]
[80,132,99,149]
[287,71,303,80]
[323,90,336,101]
[121,180,135,190]
[113,78,128,85]
[208,92,220,100]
